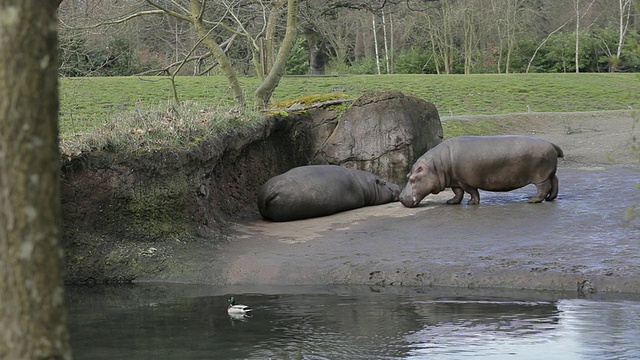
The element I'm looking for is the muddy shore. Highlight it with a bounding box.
[137,110,640,296]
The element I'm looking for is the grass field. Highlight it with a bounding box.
[59,73,639,153]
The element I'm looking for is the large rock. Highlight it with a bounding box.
[310,91,443,185]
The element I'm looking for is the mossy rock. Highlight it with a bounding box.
[267,93,353,117]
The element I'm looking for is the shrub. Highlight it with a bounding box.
[59,33,144,76]
[286,37,309,75]
[395,47,437,74]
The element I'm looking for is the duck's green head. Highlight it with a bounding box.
[228,296,236,305]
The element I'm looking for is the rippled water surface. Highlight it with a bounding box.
[67,284,640,359]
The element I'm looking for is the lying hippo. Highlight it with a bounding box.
[258,165,401,221]
[400,135,564,207]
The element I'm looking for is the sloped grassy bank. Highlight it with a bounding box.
[61,111,306,283]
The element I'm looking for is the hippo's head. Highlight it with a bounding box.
[399,158,441,207]
[374,177,402,203]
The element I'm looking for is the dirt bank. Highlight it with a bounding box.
[136,110,640,297]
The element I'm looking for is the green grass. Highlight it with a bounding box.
[59,73,639,153]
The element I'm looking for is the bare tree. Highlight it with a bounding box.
[299,4,361,74]
[423,0,457,74]
[573,0,598,72]
[254,0,297,108]
[490,0,535,73]
[299,1,438,74]
[616,0,634,64]
[526,18,572,73]
[76,0,298,108]
[575,0,581,72]
[461,2,478,74]
[372,11,382,74]
[381,7,391,73]
[150,0,297,108]
[0,0,71,358]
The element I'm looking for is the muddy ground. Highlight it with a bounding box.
[137,110,640,296]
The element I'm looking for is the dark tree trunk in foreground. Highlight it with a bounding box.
[0,1,71,359]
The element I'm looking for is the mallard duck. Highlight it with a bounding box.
[227,296,253,316]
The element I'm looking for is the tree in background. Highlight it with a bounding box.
[58,0,163,76]
[58,0,640,78]
[140,0,297,108]
[60,0,298,108]
[0,0,71,358]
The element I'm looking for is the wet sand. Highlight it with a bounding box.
[215,166,640,294]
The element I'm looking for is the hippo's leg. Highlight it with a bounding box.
[464,186,481,205]
[545,175,559,201]
[446,187,465,204]
[530,179,552,203]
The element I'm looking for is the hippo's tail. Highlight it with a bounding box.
[552,143,564,158]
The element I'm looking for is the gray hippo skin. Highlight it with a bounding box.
[258,165,401,221]
[399,135,564,207]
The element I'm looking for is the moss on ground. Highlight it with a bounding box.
[269,92,350,109]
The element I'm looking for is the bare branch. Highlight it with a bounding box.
[199,0,207,20]
[168,24,218,103]
[526,19,571,73]
[134,52,212,76]
[60,10,165,29]
[169,0,191,16]
[146,0,191,22]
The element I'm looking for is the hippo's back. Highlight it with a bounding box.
[446,135,562,191]
[258,165,364,221]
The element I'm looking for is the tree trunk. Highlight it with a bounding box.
[615,0,632,69]
[0,1,71,359]
[303,27,327,75]
[463,5,474,74]
[425,14,442,74]
[381,8,390,74]
[189,0,245,107]
[354,15,370,61]
[254,0,297,109]
[264,0,287,76]
[441,0,454,74]
[575,0,580,73]
[372,13,381,74]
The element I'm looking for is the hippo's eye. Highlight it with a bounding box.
[416,166,423,173]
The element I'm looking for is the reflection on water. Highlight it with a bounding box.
[67,284,640,359]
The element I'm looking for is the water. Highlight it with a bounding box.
[67,284,640,359]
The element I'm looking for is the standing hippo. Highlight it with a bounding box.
[400,135,564,207]
[258,165,401,221]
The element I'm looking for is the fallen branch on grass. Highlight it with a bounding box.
[263,98,355,113]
